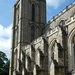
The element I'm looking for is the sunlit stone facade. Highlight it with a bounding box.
[10,0,75,75]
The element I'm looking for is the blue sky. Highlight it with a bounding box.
[0,0,16,27]
[0,0,74,58]
[47,0,74,21]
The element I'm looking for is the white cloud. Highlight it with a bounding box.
[0,24,12,59]
[47,0,66,9]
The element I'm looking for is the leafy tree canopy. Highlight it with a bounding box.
[0,51,9,75]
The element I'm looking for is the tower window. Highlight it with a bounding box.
[14,49,18,70]
[16,5,19,25]
[31,25,35,41]
[15,26,18,47]
[32,4,35,22]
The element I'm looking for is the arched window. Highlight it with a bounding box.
[31,25,35,41]
[37,47,45,69]
[15,26,18,47]
[16,5,19,25]
[14,49,18,71]
[51,41,58,63]
[49,42,56,75]
[68,31,75,71]
[51,43,55,59]
[32,4,35,22]
[72,35,75,67]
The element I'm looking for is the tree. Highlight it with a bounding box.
[0,51,9,75]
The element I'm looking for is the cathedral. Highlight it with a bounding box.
[9,0,75,75]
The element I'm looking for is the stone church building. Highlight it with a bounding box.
[9,0,75,75]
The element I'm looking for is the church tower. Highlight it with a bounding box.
[9,0,46,75]
[14,0,46,45]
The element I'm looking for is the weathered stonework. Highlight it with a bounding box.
[10,0,75,75]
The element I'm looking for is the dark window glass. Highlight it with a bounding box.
[72,36,75,68]
[73,43,75,64]
[32,4,35,21]
[31,25,35,41]
[40,55,44,69]
[32,49,35,60]
[73,44,75,57]
[51,44,55,59]
[28,58,31,71]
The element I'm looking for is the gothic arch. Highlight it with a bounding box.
[68,28,75,71]
[49,39,56,47]
[48,38,57,59]
[48,38,57,75]
[49,39,56,57]
[49,38,59,62]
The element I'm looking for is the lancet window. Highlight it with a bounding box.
[32,4,35,22]
[16,5,19,25]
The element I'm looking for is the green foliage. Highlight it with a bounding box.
[0,51,9,75]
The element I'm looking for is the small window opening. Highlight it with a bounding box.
[32,4,35,22]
